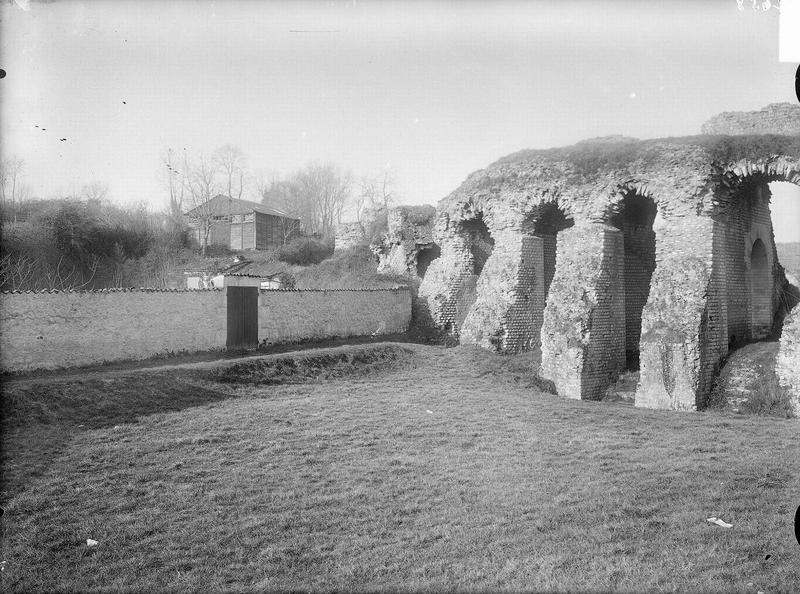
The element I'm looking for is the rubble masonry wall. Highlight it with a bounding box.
[1,288,412,372]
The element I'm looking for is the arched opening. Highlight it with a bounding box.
[416,243,441,279]
[449,214,494,334]
[611,192,657,370]
[707,179,799,413]
[769,182,800,251]
[768,182,800,335]
[724,181,777,347]
[503,203,574,354]
[750,238,772,338]
[531,203,574,302]
[463,214,494,276]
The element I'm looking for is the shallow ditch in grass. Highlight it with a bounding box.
[205,343,419,385]
[0,343,421,504]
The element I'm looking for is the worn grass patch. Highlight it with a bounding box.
[208,344,417,385]
[2,345,799,592]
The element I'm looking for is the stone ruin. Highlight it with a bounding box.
[334,221,370,253]
[375,103,800,414]
[372,205,439,278]
[335,205,439,279]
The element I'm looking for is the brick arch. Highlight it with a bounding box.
[713,172,782,347]
[750,238,772,338]
[721,158,800,187]
[458,212,495,277]
[520,202,575,305]
[608,190,659,370]
[601,181,661,224]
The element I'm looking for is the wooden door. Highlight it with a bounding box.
[226,286,259,349]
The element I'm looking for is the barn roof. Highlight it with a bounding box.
[184,194,297,219]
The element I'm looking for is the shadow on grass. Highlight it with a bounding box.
[0,343,419,504]
[1,374,231,504]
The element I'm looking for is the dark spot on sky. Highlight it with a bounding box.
[123,101,126,104]
[60,138,67,142]
[796,64,800,103]
[0,69,6,79]
[795,504,800,545]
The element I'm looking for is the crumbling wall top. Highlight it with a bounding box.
[701,102,800,136]
[434,132,800,232]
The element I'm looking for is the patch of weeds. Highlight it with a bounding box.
[602,371,638,403]
[738,374,795,418]
[469,347,555,392]
[208,344,417,385]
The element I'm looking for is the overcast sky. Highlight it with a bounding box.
[1,0,799,240]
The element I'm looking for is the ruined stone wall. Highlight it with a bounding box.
[542,235,558,301]
[0,289,227,372]
[418,114,800,411]
[636,210,716,411]
[459,228,524,351]
[334,222,366,252]
[258,288,411,343]
[540,225,625,399]
[777,308,800,416]
[1,287,412,372]
[701,103,800,136]
[499,236,543,354]
[701,219,730,406]
[374,205,437,277]
[415,212,481,334]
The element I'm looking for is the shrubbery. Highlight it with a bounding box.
[1,198,187,291]
[276,236,334,266]
[366,210,388,245]
[292,244,407,289]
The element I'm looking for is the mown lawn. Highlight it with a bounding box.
[2,344,799,592]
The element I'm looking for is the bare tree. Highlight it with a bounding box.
[1,156,25,223]
[293,162,352,236]
[256,175,302,245]
[213,144,247,202]
[0,253,37,291]
[161,148,186,226]
[183,151,220,256]
[258,175,294,213]
[257,164,351,237]
[81,181,110,202]
[0,253,100,292]
[45,255,100,291]
[356,170,397,223]
[278,216,301,245]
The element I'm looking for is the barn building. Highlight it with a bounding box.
[185,195,300,251]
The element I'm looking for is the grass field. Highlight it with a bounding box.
[2,344,799,592]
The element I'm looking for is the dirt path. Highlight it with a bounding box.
[1,333,425,386]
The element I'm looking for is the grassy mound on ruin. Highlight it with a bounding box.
[290,244,408,289]
[706,342,794,418]
[496,133,800,175]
